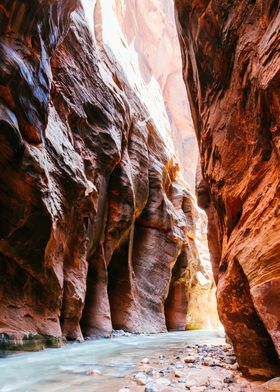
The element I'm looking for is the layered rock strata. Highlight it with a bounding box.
[0,0,217,348]
[175,0,280,378]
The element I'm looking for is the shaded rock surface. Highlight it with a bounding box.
[175,0,280,378]
[0,0,218,347]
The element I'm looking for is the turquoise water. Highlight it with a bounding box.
[0,331,224,392]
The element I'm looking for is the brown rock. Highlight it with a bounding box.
[175,0,280,378]
[260,377,280,392]
[86,369,101,376]
[184,355,197,363]
[0,0,214,347]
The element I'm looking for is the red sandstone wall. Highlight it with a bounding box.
[0,0,211,348]
[175,0,280,378]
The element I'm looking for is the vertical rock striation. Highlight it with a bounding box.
[175,0,280,378]
[0,0,218,348]
[112,0,199,190]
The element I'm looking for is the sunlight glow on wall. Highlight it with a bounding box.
[81,0,175,155]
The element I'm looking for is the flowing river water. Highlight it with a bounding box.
[0,331,225,392]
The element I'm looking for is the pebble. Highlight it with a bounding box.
[159,366,174,375]
[129,343,255,392]
[112,329,132,337]
[174,370,184,378]
[145,382,160,392]
[229,362,239,370]
[224,374,235,384]
[86,369,101,375]
[183,356,197,363]
[202,358,220,367]
[223,356,236,365]
[134,372,149,385]
[146,367,157,376]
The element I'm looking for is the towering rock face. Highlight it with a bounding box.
[175,0,280,378]
[112,0,199,190]
[95,0,219,331]
[0,0,217,348]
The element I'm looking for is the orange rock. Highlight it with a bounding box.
[0,0,214,348]
[175,0,280,378]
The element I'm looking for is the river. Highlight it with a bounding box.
[0,330,225,392]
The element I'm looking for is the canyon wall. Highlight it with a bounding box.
[113,0,199,190]
[175,0,280,378]
[0,0,217,349]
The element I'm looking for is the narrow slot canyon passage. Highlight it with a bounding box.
[0,0,279,391]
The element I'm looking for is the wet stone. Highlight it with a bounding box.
[160,366,174,375]
[229,363,239,370]
[134,372,149,385]
[184,356,197,363]
[146,368,157,376]
[174,370,184,378]
[145,382,160,392]
[223,356,236,365]
[202,358,221,367]
[86,369,101,375]
[112,330,132,337]
[224,375,235,384]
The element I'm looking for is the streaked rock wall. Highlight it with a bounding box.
[175,0,280,378]
[0,0,218,349]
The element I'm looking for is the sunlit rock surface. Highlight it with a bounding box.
[175,0,280,378]
[0,0,217,348]
[96,0,218,331]
[112,0,198,191]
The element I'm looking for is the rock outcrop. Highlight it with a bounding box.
[175,0,280,378]
[0,0,218,349]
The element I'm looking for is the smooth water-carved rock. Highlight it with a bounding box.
[0,0,217,347]
[114,0,198,190]
[175,0,280,378]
